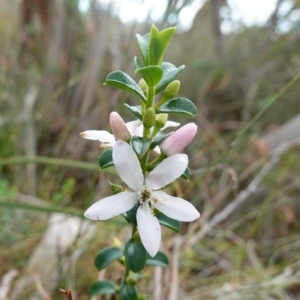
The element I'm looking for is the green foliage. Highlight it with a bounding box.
[124,104,143,120]
[124,238,147,272]
[155,210,180,233]
[156,97,196,117]
[99,148,113,169]
[131,136,152,158]
[89,280,116,296]
[150,131,173,150]
[135,65,163,87]
[94,247,123,270]
[146,251,169,267]
[148,25,176,66]
[105,71,146,102]
[155,63,185,94]
[120,284,138,300]
[181,167,190,180]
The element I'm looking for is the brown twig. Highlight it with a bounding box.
[59,288,72,300]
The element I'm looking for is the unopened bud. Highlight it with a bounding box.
[139,78,148,94]
[155,80,180,109]
[142,107,155,128]
[110,111,131,141]
[155,113,168,130]
[164,80,180,99]
[161,123,197,156]
[109,182,124,194]
[112,237,122,248]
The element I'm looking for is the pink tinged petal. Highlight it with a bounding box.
[136,204,161,257]
[84,192,138,220]
[147,154,188,190]
[113,140,144,191]
[125,120,142,136]
[152,191,200,222]
[161,121,180,130]
[160,123,197,156]
[110,112,131,142]
[80,130,116,145]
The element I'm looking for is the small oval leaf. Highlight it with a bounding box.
[124,104,142,120]
[124,203,139,225]
[125,238,147,272]
[136,65,163,86]
[155,63,185,94]
[131,136,152,157]
[89,280,116,296]
[155,210,180,233]
[156,97,196,117]
[99,149,113,169]
[120,284,138,300]
[181,167,190,180]
[94,247,123,270]
[134,56,143,72]
[150,131,173,150]
[136,33,150,65]
[105,71,146,102]
[146,251,169,267]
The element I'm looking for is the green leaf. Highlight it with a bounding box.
[124,203,139,225]
[99,149,113,169]
[124,104,142,120]
[105,71,146,102]
[134,56,144,71]
[149,25,176,65]
[146,251,169,267]
[136,33,150,65]
[155,63,185,94]
[89,280,116,296]
[156,97,196,117]
[181,167,190,180]
[155,210,180,233]
[136,65,163,87]
[120,284,138,300]
[131,136,152,157]
[150,131,173,150]
[125,238,148,272]
[94,247,123,270]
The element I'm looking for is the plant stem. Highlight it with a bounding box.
[146,153,166,170]
[146,85,155,109]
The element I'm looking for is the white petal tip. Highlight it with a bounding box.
[148,249,159,257]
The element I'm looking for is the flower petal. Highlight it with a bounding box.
[136,204,161,257]
[161,121,180,130]
[84,192,138,220]
[126,120,143,136]
[152,191,200,221]
[80,130,116,145]
[113,140,144,191]
[147,154,188,190]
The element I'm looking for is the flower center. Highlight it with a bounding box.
[138,187,151,207]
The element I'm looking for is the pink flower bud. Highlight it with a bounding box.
[110,112,131,142]
[160,123,197,156]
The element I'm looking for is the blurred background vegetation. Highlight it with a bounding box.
[1,0,300,299]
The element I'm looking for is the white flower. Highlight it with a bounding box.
[80,112,179,149]
[84,140,200,257]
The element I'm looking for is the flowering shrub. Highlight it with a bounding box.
[81,25,200,299]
